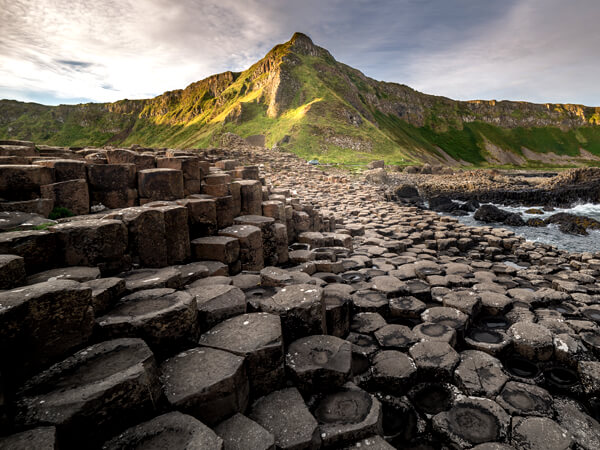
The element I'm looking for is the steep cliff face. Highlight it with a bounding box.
[1,32,599,166]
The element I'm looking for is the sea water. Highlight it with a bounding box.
[453,203,600,254]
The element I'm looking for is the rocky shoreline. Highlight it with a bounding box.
[0,143,600,449]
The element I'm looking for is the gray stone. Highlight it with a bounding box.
[96,288,197,357]
[432,397,510,447]
[159,347,248,425]
[0,427,57,450]
[409,341,459,380]
[103,411,223,450]
[0,254,26,289]
[186,283,246,331]
[200,313,284,396]
[286,335,352,392]
[0,280,94,379]
[15,338,163,446]
[511,417,572,450]
[215,413,275,450]
[249,388,320,450]
[255,284,325,343]
[454,350,509,398]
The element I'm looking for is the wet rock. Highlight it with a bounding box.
[313,384,382,448]
[96,288,197,357]
[254,284,325,343]
[432,397,510,447]
[102,411,223,450]
[199,313,284,396]
[186,283,246,330]
[286,335,352,392]
[368,350,417,394]
[215,413,275,450]
[0,279,94,380]
[496,381,553,417]
[249,388,321,450]
[409,341,459,380]
[15,338,163,446]
[511,417,572,450]
[0,427,57,450]
[508,322,554,361]
[454,350,509,398]
[464,328,511,356]
[159,347,248,425]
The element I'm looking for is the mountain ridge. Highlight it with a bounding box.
[2,32,600,167]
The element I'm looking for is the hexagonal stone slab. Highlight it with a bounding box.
[342,435,395,449]
[81,277,125,315]
[454,350,509,398]
[186,283,246,330]
[159,347,248,425]
[374,325,417,350]
[0,254,26,289]
[120,267,182,293]
[15,339,163,446]
[495,381,553,417]
[250,388,321,450]
[199,313,284,395]
[254,284,325,343]
[286,335,352,392]
[409,341,459,380]
[511,417,572,450]
[96,288,197,358]
[215,413,275,450]
[413,322,457,345]
[103,411,223,450]
[368,350,417,394]
[313,384,382,448]
[0,279,94,380]
[508,322,554,361]
[432,397,510,448]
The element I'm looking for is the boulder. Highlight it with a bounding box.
[40,179,89,215]
[0,165,54,200]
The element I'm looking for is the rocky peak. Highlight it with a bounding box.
[288,32,327,58]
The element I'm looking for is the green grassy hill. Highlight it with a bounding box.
[2,32,600,167]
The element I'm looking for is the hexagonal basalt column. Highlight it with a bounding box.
[159,347,248,425]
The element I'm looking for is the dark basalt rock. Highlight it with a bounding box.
[545,212,600,236]
[286,335,352,392]
[511,417,573,450]
[102,411,224,450]
[313,384,382,448]
[408,382,457,416]
[496,381,554,417]
[15,338,163,448]
[432,397,510,447]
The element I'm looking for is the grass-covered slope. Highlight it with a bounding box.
[1,32,600,167]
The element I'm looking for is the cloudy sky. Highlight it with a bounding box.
[1,0,598,106]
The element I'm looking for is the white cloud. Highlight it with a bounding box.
[0,0,598,106]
